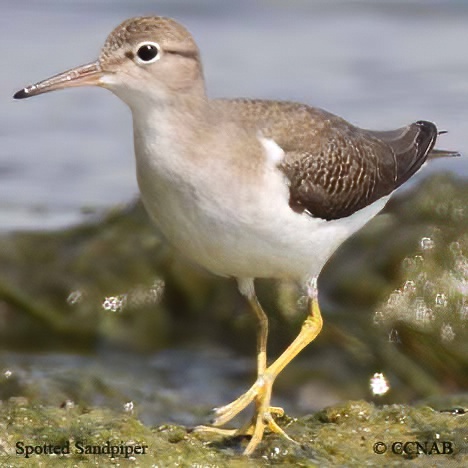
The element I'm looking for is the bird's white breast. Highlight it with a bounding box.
[133,112,390,281]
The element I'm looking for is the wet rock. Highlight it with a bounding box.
[0,173,467,405]
[1,396,466,466]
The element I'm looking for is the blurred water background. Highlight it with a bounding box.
[2,0,468,231]
[0,0,467,433]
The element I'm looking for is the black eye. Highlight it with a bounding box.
[136,43,160,63]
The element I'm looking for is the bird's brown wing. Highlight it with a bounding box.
[364,124,439,187]
[214,98,438,220]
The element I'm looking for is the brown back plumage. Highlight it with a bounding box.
[214,99,439,220]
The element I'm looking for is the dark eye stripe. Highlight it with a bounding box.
[165,49,198,59]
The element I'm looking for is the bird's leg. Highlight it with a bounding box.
[195,278,323,455]
[240,278,323,455]
[262,277,323,381]
[195,279,269,431]
[250,292,268,376]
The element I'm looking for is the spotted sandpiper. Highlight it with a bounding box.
[14,16,455,455]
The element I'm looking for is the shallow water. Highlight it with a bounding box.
[1,0,468,231]
[0,346,343,426]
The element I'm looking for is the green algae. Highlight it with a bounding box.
[0,397,466,466]
[0,173,467,465]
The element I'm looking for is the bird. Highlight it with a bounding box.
[13,16,456,455]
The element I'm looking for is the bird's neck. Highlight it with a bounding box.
[131,83,214,192]
[132,81,209,142]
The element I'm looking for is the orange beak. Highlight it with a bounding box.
[14,61,104,99]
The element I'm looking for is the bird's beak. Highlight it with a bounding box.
[13,61,104,99]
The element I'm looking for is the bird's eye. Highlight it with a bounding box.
[135,42,161,64]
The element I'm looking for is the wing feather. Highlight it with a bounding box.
[214,99,439,220]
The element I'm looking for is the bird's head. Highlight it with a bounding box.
[14,16,205,109]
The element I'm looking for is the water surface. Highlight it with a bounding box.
[2,0,468,231]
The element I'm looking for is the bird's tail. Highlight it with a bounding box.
[429,130,461,159]
[428,148,461,159]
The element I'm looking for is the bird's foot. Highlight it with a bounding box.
[238,405,296,456]
[194,373,295,455]
[212,386,284,427]
[194,284,323,455]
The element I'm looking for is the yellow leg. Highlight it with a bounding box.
[195,278,323,456]
[250,294,268,376]
[262,293,323,380]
